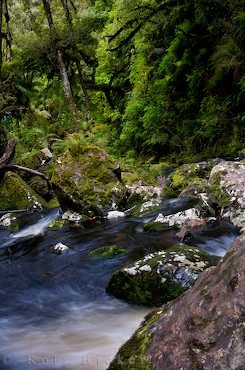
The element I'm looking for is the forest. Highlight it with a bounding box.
[0,2,244,370]
[0,0,244,164]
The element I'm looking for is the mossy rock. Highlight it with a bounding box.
[143,221,176,232]
[0,172,48,211]
[48,218,65,230]
[209,165,232,207]
[128,198,162,217]
[48,197,60,209]
[108,310,159,370]
[171,163,210,191]
[51,145,126,216]
[28,175,49,198]
[180,178,210,197]
[89,245,126,258]
[0,212,19,232]
[107,244,211,306]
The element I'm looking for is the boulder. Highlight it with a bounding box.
[170,163,209,191]
[0,172,48,211]
[51,145,126,216]
[107,244,211,306]
[209,161,245,228]
[149,208,202,228]
[0,212,19,231]
[109,233,245,370]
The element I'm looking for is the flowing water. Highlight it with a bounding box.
[0,199,238,370]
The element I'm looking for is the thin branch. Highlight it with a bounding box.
[107,2,173,52]
[5,164,51,185]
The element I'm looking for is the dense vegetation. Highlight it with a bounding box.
[0,0,244,163]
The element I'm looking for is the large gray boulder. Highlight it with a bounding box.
[108,233,245,370]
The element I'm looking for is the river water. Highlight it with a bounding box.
[0,199,238,370]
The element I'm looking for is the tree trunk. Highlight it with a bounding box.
[59,0,90,115]
[42,0,77,117]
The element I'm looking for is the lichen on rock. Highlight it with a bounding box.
[209,161,245,228]
[0,212,19,231]
[107,244,211,306]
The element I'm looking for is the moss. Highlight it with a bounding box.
[107,244,210,306]
[17,149,42,169]
[48,197,60,208]
[172,171,187,189]
[89,245,126,257]
[0,172,48,211]
[52,145,126,215]
[143,221,176,232]
[171,163,208,191]
[48,218,65,230]
[209,171,232,207]
[161,186,179,199]
[108,310,160,370]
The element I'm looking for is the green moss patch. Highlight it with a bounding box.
[107,244,211,306]
[108,310,160,370]
[0,172,48,211]
[89,245,126,258]
[51,145,126,216]
[143,221,176,232]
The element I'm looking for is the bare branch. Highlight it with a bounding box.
[5,164,51,186]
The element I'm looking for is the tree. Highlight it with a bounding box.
[42,0,77,116]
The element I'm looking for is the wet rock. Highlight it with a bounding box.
[143,221,176,232]
[209,161,245,228]
[62,210,88,223]
[109,233,245,370]
[107,211,125,219]
[0,172,48,211]
[0,213,19,231]
[180,178,210,197]
[89,245,126,258]
[107,244,211,306]
[51,145,126,217]
[154,208,201,227]
[52,242,69,254]
[176,218,208,241]
[48,218,65,230]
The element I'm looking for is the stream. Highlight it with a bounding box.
[0,198,239,370]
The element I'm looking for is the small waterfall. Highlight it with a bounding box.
[1,209,60,249]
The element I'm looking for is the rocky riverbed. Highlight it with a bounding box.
[0,146,244,369]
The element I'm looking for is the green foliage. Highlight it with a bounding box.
[95,0,244,157]
[1,0,244,163]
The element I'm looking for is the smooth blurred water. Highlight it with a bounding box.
[0,199,238,370]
